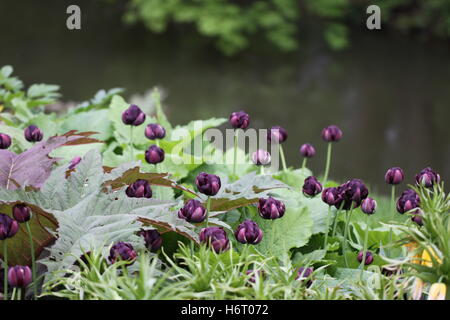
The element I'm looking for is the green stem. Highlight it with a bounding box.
[343,203,355,268]
[233,131,238,177]
[260,166,265,175]
[279,144,287,172]
[206,197,211,228]
[26,222,37,299]
[129,126,134,160]
[388,185,396,257]
[3,240,7,300]
[17,288,21,301]
[323,206,332,250]
[11,287,16,300]
[359,214,370,277]
[323,142,332,184]
[331,202,345,237]
[301,158,307,170]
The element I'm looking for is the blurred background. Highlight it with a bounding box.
[1,0,449,193]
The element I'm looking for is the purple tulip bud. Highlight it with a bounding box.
[361,197,377,215]
[121,104,146,126]
[126,179,152,198]
[145,123,166,140]
[178,199,207,223]
[199,227,230,253]
[357,250,374,265]
[302,176,323,197]
[267,126,288,144]
[8,266,32,288]
[234,220,263,245]
[321,187,341,206]
[108,242,137,264]
[68,156,82,170]
[396,189,420,214]
[251,149,271,166]
[296,267,314,287]
[415,167,441,188]
[24,125,43,142]
[145,145,165,164]
[335,179,369,210]
[299,143,316,158]
[195,172,221,196]
[12,204,32,223]
[411,209,424,226]
[0,213,19,240]
[0,133,12,149]
[246,269,263,284]
[321,125,343,142]
[258,197,286,220]
[385,167,404,185]
[229,111,250,129]
[139,229,162,252]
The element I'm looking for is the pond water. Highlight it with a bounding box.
[1,1,449,193]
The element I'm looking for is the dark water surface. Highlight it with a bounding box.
[1,1,449,193]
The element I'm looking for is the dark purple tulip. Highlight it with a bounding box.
[0,213,19,240]
[385,167,404,185]
[361,197,377,215]
[126,179,152,198]
[357,250,374,265]
[396,189,420,214]
[178,199,207,223]
[8,266,32,288]
[411,209,424,226]
[321,125,343,142]
[139,229,163,252]
[229,111,250,129]
[234,220,263,245]
[108,242,137,264]
[321,187,341,206]
[251,149,271,166]
[258,197,286,220]
[199,227,230,253]
[0,133,12,149]
[12,204,31,223]
[68,156,82,170]
[296,267,314,287]
[415,167,441,188]
[299,143,316,158]
[335,179,369,210]
[302,176,323,197]
[121,104,146,126]
[246,269,263,284]
[145,123,166,140]
[24,125,43,142]
[195,172,221,196]
[145,145,165,164]
[267,126,288,144]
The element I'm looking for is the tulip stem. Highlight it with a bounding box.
[26,222,37,299]
[260,166,265,175]
[279,145,287,172]
[233,130,238,177]
[206,197,211,228]
[323,206,332,250]
[301,158,307,170]
[129,126,134,160]
[323,142,332,184]
[343,203,355,268]
[3,240,7,300]
[331,203,344,237]
[388,185,396,257]
[359,214,370,277]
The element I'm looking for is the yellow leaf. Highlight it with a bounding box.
[422,247,442,267]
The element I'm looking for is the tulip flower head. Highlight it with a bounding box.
[251,149,271,166]
[126,179,152,198]
[0,213,19,240]
[145,145,165,164]
[385,167,404,185]
[178,199,207,223]
[267,126,288,144]
[321,187,341,206]
[415,167,441,188]
[302,176,323,197]
[357,250,374,265]
[335,179,369,210]
[258,197,286,219]
[12,204,32,223]
[108,242,137,264]
[122,104,146,126]
[396,189,420,214]
[199,227,230,253]
[321,125,343,142]
[234,220,263,245]
[246,269,263,284]
[229,111,250,129]
[8,265,32,288]
[0,133,12,149]
[145,123,166,140]
[361,197,377,215]
[428,283,446,300]
[195,172,221,196]
[299,143,315,158]
[139,229,162,252]
[296,267,314,287]
[411,209,424,226]
[24,125,43,142]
